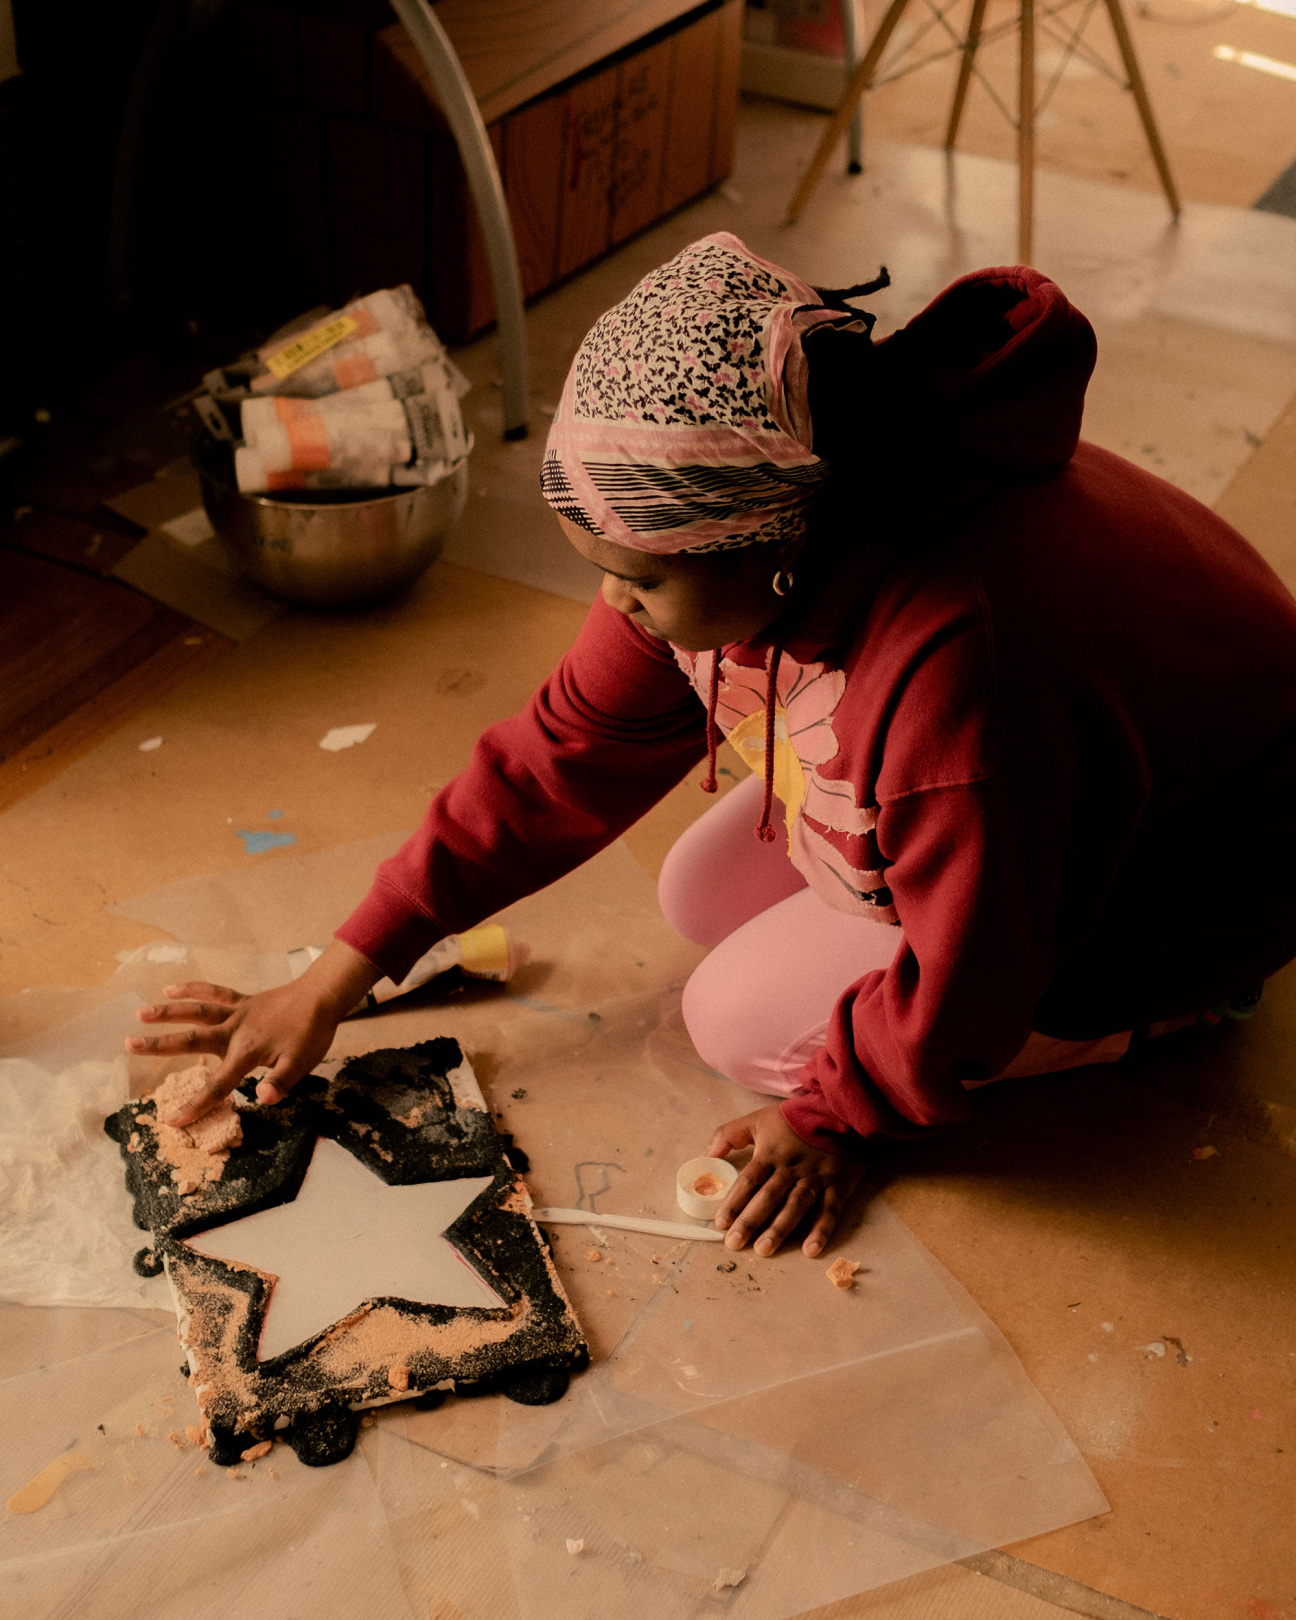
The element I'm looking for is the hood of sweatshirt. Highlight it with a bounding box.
[693,267,1098,835]
[875,264,1097,475]
[780,265,1098,659]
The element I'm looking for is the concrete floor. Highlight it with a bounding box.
[3,91,1296,1620]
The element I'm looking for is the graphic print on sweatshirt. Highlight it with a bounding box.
[672,645,898,922]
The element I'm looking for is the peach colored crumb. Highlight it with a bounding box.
[361,1413,376,1428]
[185,1425,209,1449]
[691,1173,725,1197]
[586,1249,602,1263]
[193,1467,204,1477]
[267,1468,277,1479]
[388,1366,410,1391]
[127,1132,140,1152]
[160,1394,173,1404]
[226,1467,241,1479]
[240,1441,272,1462]
[134,1423,148,1437]
[826,1258,861,1290]
[650,1253,661,1264]
[144,1063,241,1195]
[651,1274,665,1286]
[166,1430,186,1450]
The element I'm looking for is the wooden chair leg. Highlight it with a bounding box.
[1018,0,1035,263]
[787,0,913,221]
[1101,0,1181,219]
[945,0,989,150]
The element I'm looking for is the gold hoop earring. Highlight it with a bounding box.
[772,570,793,597]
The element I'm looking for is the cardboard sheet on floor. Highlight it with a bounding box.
[107,463,281,642]
[0,837,1107,1615]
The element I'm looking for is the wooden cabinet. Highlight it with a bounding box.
[211,0,742,344]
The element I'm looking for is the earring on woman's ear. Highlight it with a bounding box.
[772,569,794,597]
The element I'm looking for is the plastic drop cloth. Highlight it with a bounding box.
[0,944,355,1312]
[0,837,1108,1617]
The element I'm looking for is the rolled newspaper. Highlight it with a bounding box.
[285,925,530,1017]
[234,352,472,494]
[250,286,446,399]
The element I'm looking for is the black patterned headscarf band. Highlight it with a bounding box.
[540,232,874,555]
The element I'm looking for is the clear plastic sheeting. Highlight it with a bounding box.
[105,830,411,957]
[0,1328,416,1620]
[483,992,1105,1615]
[0,838,1108,1616]
[0,947,343,1313]
[0,1051,162,1309]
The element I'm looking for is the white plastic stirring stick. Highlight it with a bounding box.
[532,1208,726,1242]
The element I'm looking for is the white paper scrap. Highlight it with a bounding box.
[319,724,377,752]
[139,736,163,752]
[160,507,216,548]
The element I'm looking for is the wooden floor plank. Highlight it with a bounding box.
[0,623,231,813]
[0,550,192,756]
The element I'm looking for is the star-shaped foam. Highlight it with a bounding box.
[184,1137,503,1360]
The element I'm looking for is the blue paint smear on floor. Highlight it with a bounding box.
[267,809,284,819]
[236,829,297,855]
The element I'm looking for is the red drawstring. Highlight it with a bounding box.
[699,647,722,793]
[698,642,783,843]
[755,643,783,843]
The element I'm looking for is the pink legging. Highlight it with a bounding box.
[659,773,1134,1098]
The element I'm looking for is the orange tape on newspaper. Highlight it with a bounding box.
[281,410,331,471]
[333,351,381,390]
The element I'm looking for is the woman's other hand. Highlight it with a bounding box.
[124,940,381,1127]
[706,1105,864,1259]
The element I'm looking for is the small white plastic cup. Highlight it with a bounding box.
[676,1156,738,1221]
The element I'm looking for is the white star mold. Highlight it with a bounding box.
[184,1138,504,1359]
[105,1039,587,1468]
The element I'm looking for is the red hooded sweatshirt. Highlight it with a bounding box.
[338,268,1296,1153]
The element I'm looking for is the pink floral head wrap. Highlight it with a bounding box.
[540,232,871,555]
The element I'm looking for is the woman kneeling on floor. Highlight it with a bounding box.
[130,234,1296,1260]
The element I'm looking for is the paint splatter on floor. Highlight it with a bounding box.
[319,724,376,752]
[236,830,297,856]
[7,1448,101,1513]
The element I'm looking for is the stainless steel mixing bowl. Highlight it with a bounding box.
[194,430,468,609]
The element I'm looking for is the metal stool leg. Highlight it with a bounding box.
[788,0,913,220]
[1101,0,1181,219]
[389,0,530,439]
[945,0,988,150]
[1018,0,1035,264]
[840,0,864,174]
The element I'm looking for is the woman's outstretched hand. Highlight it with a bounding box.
[124,940,381,1128]
[706,1105,864,1259]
